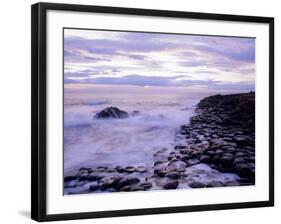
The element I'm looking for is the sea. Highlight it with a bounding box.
[64,84,231,176]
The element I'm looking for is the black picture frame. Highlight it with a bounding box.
[31,2,274,222]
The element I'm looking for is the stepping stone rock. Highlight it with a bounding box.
[165,171,181,179]
[89,184,100,191]
[206,181,223,187]
[189,181,206,188]
[99,176,121,190]
[136,166,147,173]
[117,177,140,190]
[163,181,179,189]
[186,158,200,166]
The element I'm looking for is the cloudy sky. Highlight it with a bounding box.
[64,29,255,91]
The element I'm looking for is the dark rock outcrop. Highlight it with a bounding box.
[94,107,129,119]
[178,92,255,183]
[196,92,255,130]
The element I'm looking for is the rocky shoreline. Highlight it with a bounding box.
[64,92,255,195]
[176,92,255,184]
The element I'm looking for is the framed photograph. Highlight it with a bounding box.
[31,2,274,222]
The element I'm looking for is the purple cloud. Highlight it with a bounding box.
[64,74,254,92]
[64,29,255,91]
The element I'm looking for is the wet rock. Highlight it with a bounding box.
[168,160,186,171]
[165,171,181,179]
[117,177,140,190]
[189,181,205,188]
[79,167,89,172]
[139,182,152,190]
[99,176,121,190]
[154,160,168,166]
[206,150,216,156]
[175,145,187,150]
[136,166,147,173]
[224,181,240,187]
[130,186,146,191]
[222,137,233,142]
[206,181,223,187]
[64,176,77,182]
[125,166,135,173]
[186,158,200,166]
[106,168,116,173]
[89,184,100,191]
[107,188,118,192]
[210,139,228,150]
[115,166,125,173]
[94,107,129,119]
[78,174,89,181]
[163,181,179,189]
[215,149,223,155]
[199,155,211,163]
[233,136,248,146]
[233,157,245,164]
[120,186,132,191]
[64,180,77,188]
[234,163,254,179]
[87,173,105,181]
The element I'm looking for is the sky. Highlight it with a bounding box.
[64,29,255,92]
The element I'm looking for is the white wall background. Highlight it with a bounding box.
[0,0,279,223]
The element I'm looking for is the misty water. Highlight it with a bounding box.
[63,84,216,176]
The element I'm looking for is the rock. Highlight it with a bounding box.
[233,136,248,145]
[78,174,89,181]
[175,145,186,150]
[87,173,105,181]
[206,181,223,187]
[224,181,240,187]
[220,156,234,166]
[165,171,181,179]
[222,137,233,142]
[117,177,140,189]
[189,181,205,188]
[224,147,237,153]
[199,155,211,163]
[234,163,254,178]
[210,139,228,150]
[225,133,235,137]
[235,152,245,157]
[79,167,89,172]
[89,184,100,191]
[163,181,179,189]
[99,176,121,190]
[139,182,152,190]
[186,158,200,166]
[94,107,129,119]
[233,157,245,164]
[125,166,135,173]
[136,166,147,173]
[120,186,132,191]
[130,186,146,191]
[64,176,77,182]
[215,149,223,155]
[106,168,116,173]
[64,180,77,188]
[206,150,216,156]
[168,160,186,171]
[154,160,168,166]
[115,166,125,173]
